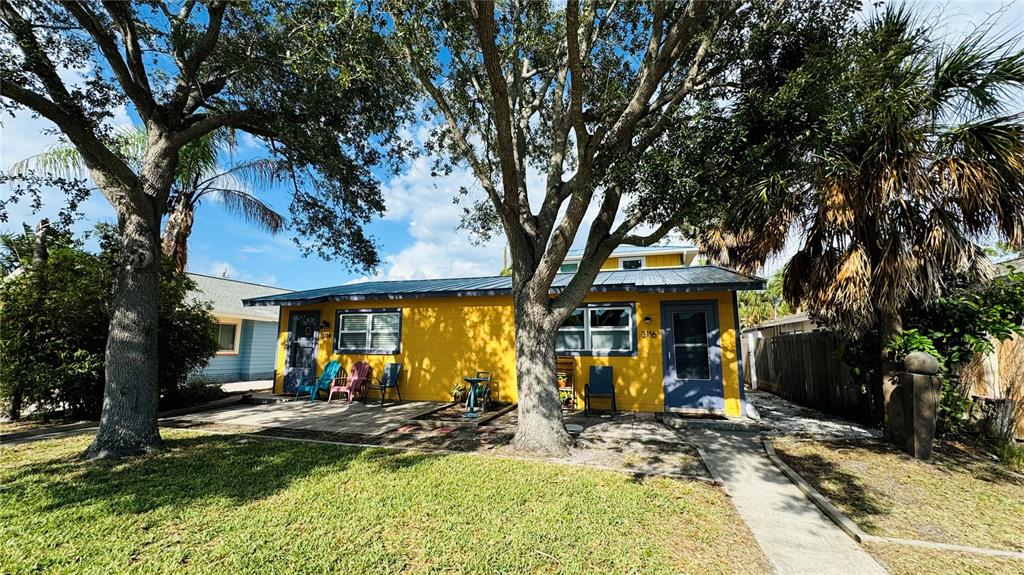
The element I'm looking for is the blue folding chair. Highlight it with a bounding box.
[295,360,341,403]
[584,365,616,416]
[371,362,402,406]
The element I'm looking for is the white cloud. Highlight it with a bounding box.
[377,128,507,280]
[239,245,265,254]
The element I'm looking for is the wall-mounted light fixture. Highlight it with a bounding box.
[643,316,653,324]
[319,320,331,331]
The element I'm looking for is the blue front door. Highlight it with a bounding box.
[284,310,320,393]
[662,302,724,412]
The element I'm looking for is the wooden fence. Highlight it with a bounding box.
[749,331,877,422]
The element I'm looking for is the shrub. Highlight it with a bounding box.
[0,227,218,420]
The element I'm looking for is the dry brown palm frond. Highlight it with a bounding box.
[822,182,854,228]
[812,244,875,332]
[921,209,974,273]
[994,194,1024,248]
[782,248,813,308]
[874,236,914,317]
[694,228,731,267]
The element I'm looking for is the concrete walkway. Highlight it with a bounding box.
[687,428,887,575]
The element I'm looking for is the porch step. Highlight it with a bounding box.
[662,414,762,433]
[244,392,296,405]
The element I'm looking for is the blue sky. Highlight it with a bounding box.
[1,1,1020,291]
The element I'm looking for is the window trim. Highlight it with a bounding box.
[556,302,637,357]
[215,319,242,356]
[333,308,402,354]
[619,256,646,270]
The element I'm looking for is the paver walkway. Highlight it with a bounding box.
[687,428,887,575]
[749,389,881,440]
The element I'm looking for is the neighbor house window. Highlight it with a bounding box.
[619,257,644,270]
[335,309,402,354]
[556,304,634,355]
[216,322,238,353]
[558,262,579,273]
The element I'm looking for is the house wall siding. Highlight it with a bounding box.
[273,290,742,416]
[599,254,683,269]
[243,320,279,379]
[193,319,278,383]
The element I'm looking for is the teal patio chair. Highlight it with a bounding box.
[370,363,402,406]
[295,360,342,403]
[584,365,615,416]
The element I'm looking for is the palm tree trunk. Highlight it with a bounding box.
[8,220,52,422]
[161,202,194,274]
[880,312,905,442]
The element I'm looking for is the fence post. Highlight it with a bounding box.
[899,352,941,459]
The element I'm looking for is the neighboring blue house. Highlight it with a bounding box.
[188,273,290,383]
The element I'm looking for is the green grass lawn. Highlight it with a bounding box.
[0,430,770,575]
[772,438,1024,575]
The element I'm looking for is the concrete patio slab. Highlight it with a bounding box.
[166,399,440,436]
[221,380,273,394]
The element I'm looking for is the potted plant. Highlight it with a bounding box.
[559,389,574,409]
[451,384,467,404]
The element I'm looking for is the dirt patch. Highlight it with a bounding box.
[162,416,709,480]
[772,437,1024,551]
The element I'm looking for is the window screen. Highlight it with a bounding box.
[217,323,237,351]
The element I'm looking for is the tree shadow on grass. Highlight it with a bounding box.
[771,445,888,532]
[2,433,448,516]
[931,441,1024,486]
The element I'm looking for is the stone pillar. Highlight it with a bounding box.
[900,352,941,459]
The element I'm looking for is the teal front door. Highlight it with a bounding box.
[661,302,724,412]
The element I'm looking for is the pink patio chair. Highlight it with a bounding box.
[328,361,371,404]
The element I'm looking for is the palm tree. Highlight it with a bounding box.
[707,5,1024,428]
[11,127,285,273]
[717,4,1023,334]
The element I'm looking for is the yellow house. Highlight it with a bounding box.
[243,246,764,417]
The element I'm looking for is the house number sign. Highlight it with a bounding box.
[640,330,659,339]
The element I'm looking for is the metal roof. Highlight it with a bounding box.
[188,273,291,319]
[243,266,765,307]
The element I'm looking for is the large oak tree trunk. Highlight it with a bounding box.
[84,208,164,459]
[85,136,176,460]
[510,293,572,456]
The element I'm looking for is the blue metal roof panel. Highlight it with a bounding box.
[244,266,765,306]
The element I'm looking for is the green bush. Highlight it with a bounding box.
[0,227,218,420]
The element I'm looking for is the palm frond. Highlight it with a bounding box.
[205,188,286,235]
[9,125,146,179]
[197,158,286,195]
[932,29,1024,115]
[9,144,88,179]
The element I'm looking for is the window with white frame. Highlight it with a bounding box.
[334,309,402,353]
[556,304,634,355]
[619,257,644,270]
[558,262,579,273]
[216,323,238,352]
